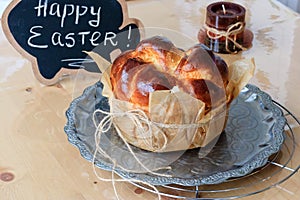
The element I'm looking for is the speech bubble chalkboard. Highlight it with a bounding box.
[2,0,143,85]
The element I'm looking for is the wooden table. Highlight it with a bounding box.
[1,0,300,199]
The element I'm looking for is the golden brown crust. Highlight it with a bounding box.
[176,44,228,88]
[110,36,228,111]
[136,36,185,72]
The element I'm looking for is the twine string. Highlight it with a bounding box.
[204,21,247,53]
[91,108,175,200]
[91,106,223,199]
[93,108,170,151]
[93,108,173,174]
[91,151,163,200]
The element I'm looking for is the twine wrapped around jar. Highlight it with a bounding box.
[204,2,248,53]
[204,22,247,53]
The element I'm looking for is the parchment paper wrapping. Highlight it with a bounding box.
[87,52,255,152]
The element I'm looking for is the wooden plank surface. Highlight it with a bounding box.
[1,0,300,199]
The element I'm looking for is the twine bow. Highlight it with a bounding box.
[91,103,226,199]
[205,21,247,53]
[91,108,172,200]
[92,108,172,172]
[93,108,169,152]
[94,106,208,152]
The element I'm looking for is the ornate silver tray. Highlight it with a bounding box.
[64,82,286,186]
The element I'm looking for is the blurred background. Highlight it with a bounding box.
[0,0,299,18]
[0,0,299,15]
[278,0,300,12]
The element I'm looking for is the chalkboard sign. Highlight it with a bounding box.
[2,0,143,85]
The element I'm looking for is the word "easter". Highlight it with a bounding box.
[27,1,119,49]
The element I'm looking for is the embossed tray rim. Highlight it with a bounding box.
[64,83,286,186]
